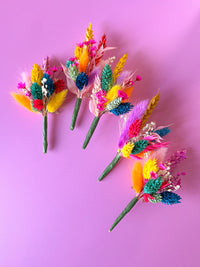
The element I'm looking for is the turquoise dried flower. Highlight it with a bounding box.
[31,83,43,100]
[101,64,113,92]
[131,140,149,155]
[144,177,162,195]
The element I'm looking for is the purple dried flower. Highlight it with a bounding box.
[166,150,187,170]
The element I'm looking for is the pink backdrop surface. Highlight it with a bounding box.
[1,0,200,266]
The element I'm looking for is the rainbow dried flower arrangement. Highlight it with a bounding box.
[82,55,141,149]
[109,149,186,232]
[98,94,171,181]
[62,23,115,130]
[11,57,67,153]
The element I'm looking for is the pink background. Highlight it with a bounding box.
[1,0,200,266]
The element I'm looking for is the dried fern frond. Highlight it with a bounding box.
[47,90,68,113]
[11,93,34,112]
[141,93,160,128]
[113,54,127,82]
[86,23,94,41]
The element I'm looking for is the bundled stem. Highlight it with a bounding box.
[109,196,139,232]
[82,116,100,149]
[70,97,82,130]
[43,114,48,153]
[98,152,121,181]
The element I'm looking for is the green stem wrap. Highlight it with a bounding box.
[109,196,139,232]
[98,153,121,181]
[82,116,100,149]
[43,114,48,153]
[70,97,82,130]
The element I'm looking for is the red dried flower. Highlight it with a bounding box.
[54,79,65,93]
[33,99,44,110]
[128,119,142,138]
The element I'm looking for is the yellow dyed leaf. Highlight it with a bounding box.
[79,46,89,72]
[86,23,94,41]
[113,54,127,82]
[143,158,158,180]
[132,161,144,194]
[31,64,43,84]
[11,93,34,112]
[105,85,121,104]
[47,90,68,113]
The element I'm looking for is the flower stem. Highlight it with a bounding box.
[109,196,139,232]
[43,114,48,153]
[82,116,100,149]
[98,153,121,181]
[70,97,82,130]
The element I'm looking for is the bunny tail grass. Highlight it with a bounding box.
[70,97,82,130]
[43,114,48,153]
[109,196,139,232]
[98,153,121,181]
[82,116,100,149]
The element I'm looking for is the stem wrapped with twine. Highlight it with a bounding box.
[109,196,139,232]
[98,152,121,181]
[70,97,82,130]
[43,114,48,153]
[82,116,100,149]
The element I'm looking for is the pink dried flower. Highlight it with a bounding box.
[159,163,166,170]
[118,90,128,100]
[52,66,58,72]
[136,75,142,81]
[128,119,142,138]
[25,91,31,97]
[46,70,53,76]
[17,82,26,89]
[150,172,158,179]
[97,103,105,111]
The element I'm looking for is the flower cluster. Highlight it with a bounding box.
[109,150,186,231]
[14,57,67,113]
[118,96,170,159]
[63,23,113,99]
[132,150,186,204]
[89,55,137,117]
[12,57,68,153]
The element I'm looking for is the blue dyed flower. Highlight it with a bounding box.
[76,72,88,90]
[160,191,181,205]
[110,103,133,116]
[41,73,54,96]
[144,177,162,195]
[155,127,171,137]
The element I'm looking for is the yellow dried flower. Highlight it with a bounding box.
[86,23,94,41]
[143,158,158,180]
[141,93,160,128]
[75,46,81,59]
[31,64,43,84]
[113,54,127,82]
[121,142,134,158]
